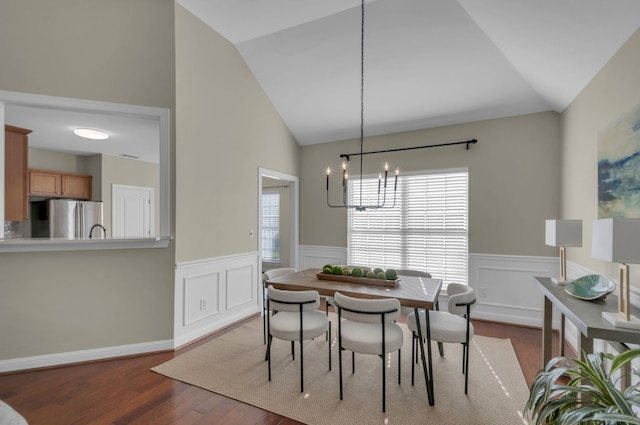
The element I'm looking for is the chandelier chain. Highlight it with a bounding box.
[360,0,365,207]
[325,0,398,211]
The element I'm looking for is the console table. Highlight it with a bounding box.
[534,276,640,375]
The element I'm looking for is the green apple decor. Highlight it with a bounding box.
[351,268,364,277]
[320,265,398,281]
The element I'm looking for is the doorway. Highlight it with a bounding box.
[258,168,299,271]
[112,184,154,237]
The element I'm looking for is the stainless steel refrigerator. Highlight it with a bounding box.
[31,199,105,239]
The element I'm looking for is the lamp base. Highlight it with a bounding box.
[602,311,640,330]
[551,277,572,285]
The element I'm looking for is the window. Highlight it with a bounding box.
[261,191,280,263]
[348,169,468,287]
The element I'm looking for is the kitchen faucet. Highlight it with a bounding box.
[89,224,106,239]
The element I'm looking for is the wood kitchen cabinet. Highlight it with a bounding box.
[5,125,31,221]
[29,169,92,200]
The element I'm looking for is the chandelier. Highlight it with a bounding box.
[326,0,398,211]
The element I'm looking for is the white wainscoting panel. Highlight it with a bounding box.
[174,252,260,348]
[226,265,256,310]
[298,245,347,270]
[183,271,221,326]
[470,253,557,328]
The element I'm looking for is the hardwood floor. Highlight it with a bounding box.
[0,315,574,425]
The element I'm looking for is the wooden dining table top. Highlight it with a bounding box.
[265,268,442,310]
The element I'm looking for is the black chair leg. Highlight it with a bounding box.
[464,342,470,394]
[398,349,401,384]
[411,332,415,386]
[325,299,331,341]
[328,321,332,371]
[382,352,386,412]
[262,285,267,345]
[266,335,272,381]
[300,339,304,392]
[338,347,343,400]
[462,344,466,373]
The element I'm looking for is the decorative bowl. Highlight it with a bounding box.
[565,274,616,301]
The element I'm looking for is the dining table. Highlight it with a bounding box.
[265,267,443,406]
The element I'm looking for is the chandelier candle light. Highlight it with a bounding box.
[325,0,398,211]
[326,161,398,211]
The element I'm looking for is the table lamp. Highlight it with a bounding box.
[545,219,582,285]
[592,218,640,330]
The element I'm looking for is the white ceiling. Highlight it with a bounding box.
[3,102,160,164]
[178,0,640,145]
[5,1,640,159]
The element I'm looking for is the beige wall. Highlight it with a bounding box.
[174,6,300,263]
[562,28,640,283]
[28,148,87,174]
[85,154,102,202]
[2,0,636,362]
[300,111,562,256]
[0,0,176,359]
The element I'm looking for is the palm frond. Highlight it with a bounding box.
[525,349,640,425]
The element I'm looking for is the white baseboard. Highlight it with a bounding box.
[0,339,173,373]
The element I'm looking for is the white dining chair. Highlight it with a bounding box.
[407,283,476,396]
[262,268,297,344]
[265,285,331,393]
[395,269,432,278]
[396,269,433,315]
[333,291,403,412]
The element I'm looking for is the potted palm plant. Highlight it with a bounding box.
[525,348,640,424]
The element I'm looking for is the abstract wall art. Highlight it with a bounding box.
[598,103,640,218]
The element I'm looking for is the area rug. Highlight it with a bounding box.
[152,315,531,424]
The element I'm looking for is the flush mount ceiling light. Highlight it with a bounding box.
[73,128,109,140]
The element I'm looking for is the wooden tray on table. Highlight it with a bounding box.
[315,272,399,287]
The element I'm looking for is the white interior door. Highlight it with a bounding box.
[112,184,154,238]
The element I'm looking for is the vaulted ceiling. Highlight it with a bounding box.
[178,0,640,145]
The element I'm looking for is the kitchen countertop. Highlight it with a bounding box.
[0,235,171,252]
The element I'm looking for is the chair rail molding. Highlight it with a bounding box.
[6,249,636,373]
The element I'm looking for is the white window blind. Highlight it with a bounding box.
[347,169,468,287]
[261,191,280,263]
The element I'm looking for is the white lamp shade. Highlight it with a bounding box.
[545,219,582,247]
[592,218,640,264]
